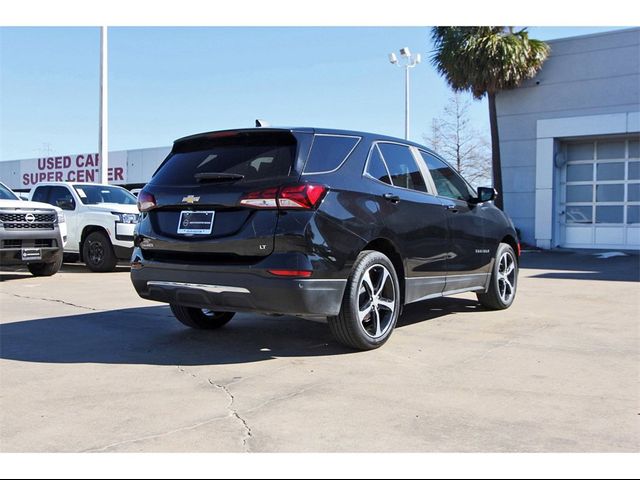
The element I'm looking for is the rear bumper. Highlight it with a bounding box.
[130,249,347,317]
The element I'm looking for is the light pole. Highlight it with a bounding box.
[99,26,108,185]
[388,47,421,140]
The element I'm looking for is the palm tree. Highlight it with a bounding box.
[430,27,550,210]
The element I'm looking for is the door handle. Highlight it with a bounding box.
[445,204,459,213]
[383,193,400,203]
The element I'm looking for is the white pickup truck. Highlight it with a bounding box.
[0,182,67,276]
[29,182,139,272]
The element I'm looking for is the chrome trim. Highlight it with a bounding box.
[297,278,348,283]
[146,281,250,294]
[410,285,485,304]
[362,141,438,197]
[406,273,490,281]
[301,134,363,175]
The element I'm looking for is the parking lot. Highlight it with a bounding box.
[0,250,638,452]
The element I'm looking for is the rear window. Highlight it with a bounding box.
[152,131,297,185]
[303,134,360,174]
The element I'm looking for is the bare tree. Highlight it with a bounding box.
[424,92,492,188]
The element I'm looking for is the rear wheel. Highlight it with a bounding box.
[328,250,400,350]
[477,243,518,310]
[27,251,63,277]
[82,231,117,272]
[170,304,235,330]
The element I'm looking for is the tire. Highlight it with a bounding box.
[477,243,518,310]
[328,250,401,350]
[82,231,118,272]
[27,251,63,277]
[170,304,235,330]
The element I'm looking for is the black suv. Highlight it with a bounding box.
[131,128,519,350]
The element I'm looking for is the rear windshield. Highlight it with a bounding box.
[151,131,297,185]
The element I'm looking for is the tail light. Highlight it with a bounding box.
[239,184,327,210]
[239,187,278,208]
[137,190,157,212]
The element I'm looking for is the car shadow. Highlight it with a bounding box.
[0,297,480,366]
[520,251,640,282]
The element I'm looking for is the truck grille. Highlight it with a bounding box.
[0,211,56,230]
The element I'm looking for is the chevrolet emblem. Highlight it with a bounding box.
[182,195,200,204]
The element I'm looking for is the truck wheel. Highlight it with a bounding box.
[170,304,235,330]
[82,231,117,272]
[477,243,518,310]
[27,251,63,277]
[328,250,400,350]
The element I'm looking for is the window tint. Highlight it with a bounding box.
[152,131,297,185]
[304,135,359,174]
[31,186,50,203]
[48,186,75,210]
[365,145,391,185]
[377,143,427,193]
[420,152,473,201]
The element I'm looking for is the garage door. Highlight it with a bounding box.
[560,137,640,249]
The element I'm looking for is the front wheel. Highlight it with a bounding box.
[328,250,400,350]
[477,243,518,310]
[82,231,117,272]
[27,251,63,277]
[170,304,235,330]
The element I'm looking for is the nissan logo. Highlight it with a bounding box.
[25,213,36,223]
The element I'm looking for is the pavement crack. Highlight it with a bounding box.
[83,416,227,452]
[0,291,99,311]
[209,380,253,451]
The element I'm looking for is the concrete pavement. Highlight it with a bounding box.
[0,251,638,452]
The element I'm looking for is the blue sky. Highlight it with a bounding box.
[0,26,630,161]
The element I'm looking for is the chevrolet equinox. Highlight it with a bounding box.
[131,127,519,350]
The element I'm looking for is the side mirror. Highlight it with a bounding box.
[57,199,75,211]
[477,187,497,203]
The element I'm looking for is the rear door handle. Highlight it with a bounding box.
[383,193,400,203]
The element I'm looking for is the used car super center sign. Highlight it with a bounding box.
[20,152,126,187]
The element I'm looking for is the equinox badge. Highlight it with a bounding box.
[182,195,200,204]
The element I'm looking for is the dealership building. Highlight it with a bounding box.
[1,28,639,251]
[496,27,640,250]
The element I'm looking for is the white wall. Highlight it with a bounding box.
[496,28,640,247]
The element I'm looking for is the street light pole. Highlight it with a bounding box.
[99,26,108,185]
[389,47,421,140]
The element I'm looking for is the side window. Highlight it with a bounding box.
[31,186,50,203]
[378,143,428,193]
[304,135,360,174]
[48,186,76,210]
[420,151,473,201]
[365,144,392,185]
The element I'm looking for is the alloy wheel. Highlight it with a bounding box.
[88,240,104,265]
[357,264,396,339]
[497,251,516,304]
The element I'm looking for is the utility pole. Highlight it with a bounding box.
[99,26,108,184]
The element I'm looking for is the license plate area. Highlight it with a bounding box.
[22,248,42,261]
[177,211,215,235]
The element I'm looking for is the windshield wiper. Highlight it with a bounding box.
[194,172,245,183]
